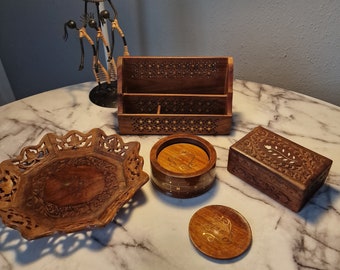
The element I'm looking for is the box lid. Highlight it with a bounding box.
[230,126,333,190]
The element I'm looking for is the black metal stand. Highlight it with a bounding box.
[89,81,117,108]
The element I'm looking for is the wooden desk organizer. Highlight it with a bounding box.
[117,56,233,135]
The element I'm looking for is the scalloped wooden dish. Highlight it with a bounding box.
[0,128,149,240]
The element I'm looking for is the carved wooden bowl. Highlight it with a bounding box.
[150,134,216,198]
[0,128,149,240]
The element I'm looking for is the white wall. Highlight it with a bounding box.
[1,0,339,106]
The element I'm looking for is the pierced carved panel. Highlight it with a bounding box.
[128,59,218,80]
[131,117,218,134]
[131,97,224,115]
[118,56,233,135]
[11,141,50,170]
[98,133,128,157]
[54,132,93,151]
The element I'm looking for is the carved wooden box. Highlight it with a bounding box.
[227,126,333,212]
[117,56,233,135]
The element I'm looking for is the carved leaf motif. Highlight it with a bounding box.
[12,142,49,169]
[264,144,296,165]
[56,133,93,150]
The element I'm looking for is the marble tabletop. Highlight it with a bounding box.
[0,80,339,270]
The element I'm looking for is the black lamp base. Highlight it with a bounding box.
[89,81,117,108]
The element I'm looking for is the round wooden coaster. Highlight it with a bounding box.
[157,143,209,174]
[188,205,252,259]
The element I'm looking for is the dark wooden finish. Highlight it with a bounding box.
[0,128,149,240]
[117,56,233,135]
[189,205,252,259]
[150,134,216,198]
[227,126,333,212]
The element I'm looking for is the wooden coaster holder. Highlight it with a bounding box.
[150,134,216,198]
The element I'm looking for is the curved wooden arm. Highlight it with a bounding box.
[111,19,130,55]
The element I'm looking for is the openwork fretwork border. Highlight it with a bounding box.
[131,117,218,134]
[128,59,219,80]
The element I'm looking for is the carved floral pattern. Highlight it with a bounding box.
[26,156,119,218]
[233,127,327,184]
[98,133,128,157]
[228,126,332,211]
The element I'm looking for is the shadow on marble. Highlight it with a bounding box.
[0,189,147,265]
[229,112,242,133]
[298,183,340,223]
[111,111,119,132]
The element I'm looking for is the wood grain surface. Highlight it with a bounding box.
[189,205,252,259]
[157,143,209,174]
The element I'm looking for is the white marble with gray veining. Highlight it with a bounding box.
[0,80,339,270]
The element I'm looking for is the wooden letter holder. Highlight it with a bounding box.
[117,56,233,135]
